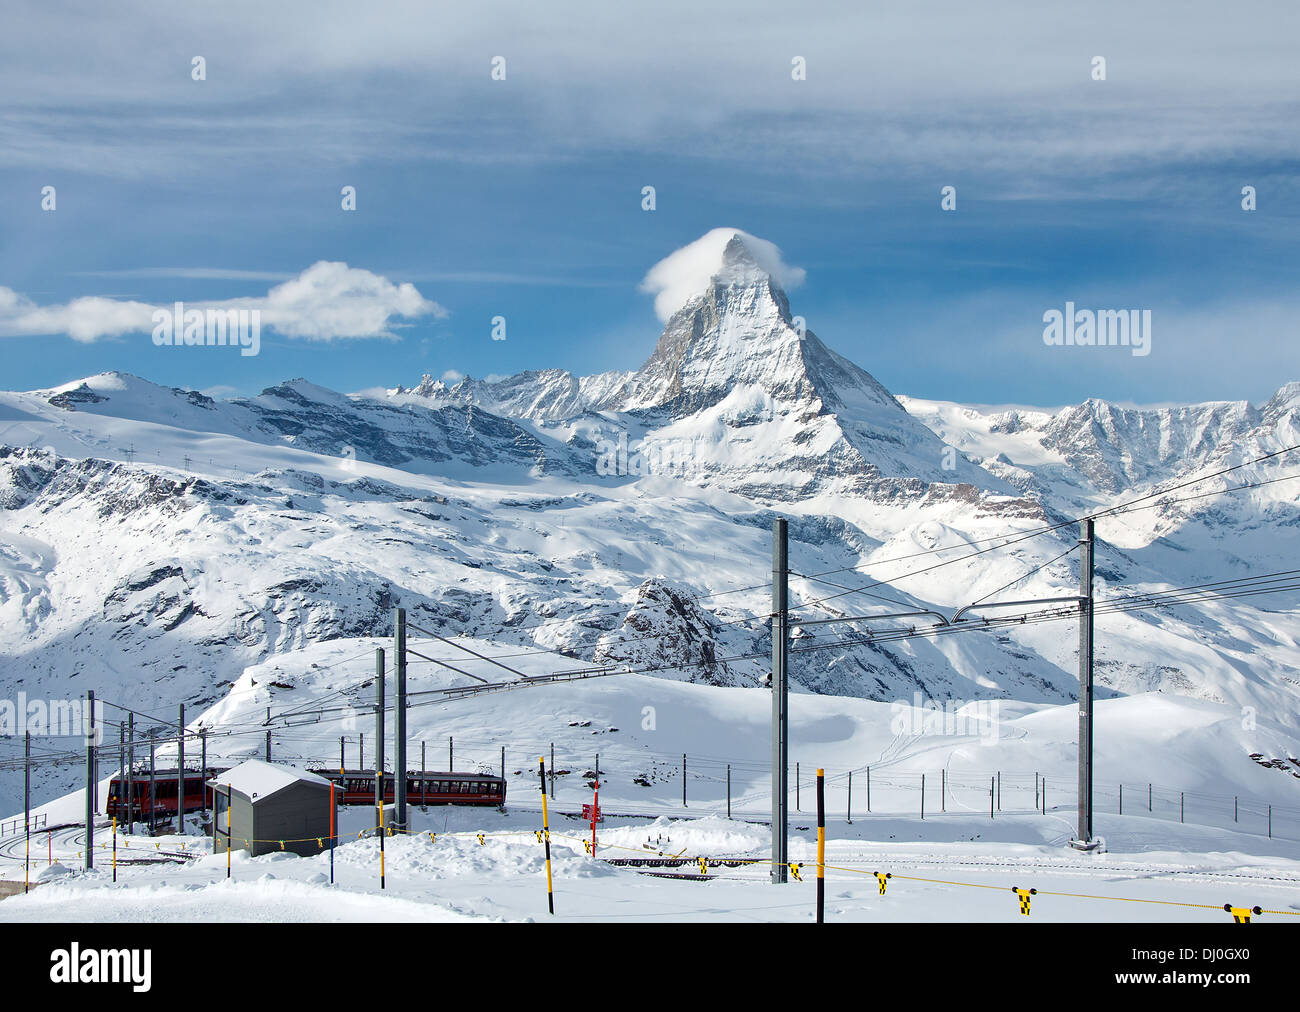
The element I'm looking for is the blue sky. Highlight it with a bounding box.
[1,0,1298,408]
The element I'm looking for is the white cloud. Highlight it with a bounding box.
[245,261,445,340]
[0,262,446,342]
[639,228,806,322]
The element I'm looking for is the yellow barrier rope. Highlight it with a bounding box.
[89,817,1300,920]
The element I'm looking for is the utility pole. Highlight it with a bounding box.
[394,607,408,830]
[771,517,789,884]
[374,647,385,829]
[24,731,30,892]
[200,728,207,818]
[149,742,156,835]
[1071,518,1100,851]
[84,690,95,869]
[176,704,185,833]
[126,712,134,834]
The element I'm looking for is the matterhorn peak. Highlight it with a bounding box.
[639,228,806,323]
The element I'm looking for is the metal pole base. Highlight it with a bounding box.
[1068,837,1105,853]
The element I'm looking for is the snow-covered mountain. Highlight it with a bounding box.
[899,386,1300,523]
[397,234,1005,502]
[2,230,1299,813]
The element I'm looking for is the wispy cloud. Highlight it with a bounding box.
[4,1,1298,183]
[71,268,295,282]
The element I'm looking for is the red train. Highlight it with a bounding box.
[104,767,507,818]
[105,769,228,819]
[309,769,507,807]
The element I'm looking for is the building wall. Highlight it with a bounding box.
[213,782,333,858]
[249,782,333,858]
[213,792,255,856]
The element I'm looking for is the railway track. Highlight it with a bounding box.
[0,820,197,869]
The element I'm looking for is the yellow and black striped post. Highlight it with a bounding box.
[1013,886,1036,916]
[226,786,232,880]
[875,871,891,895]
[378,770,385,890]
[539,757,554,914]
[1224,904,1262,923]
[816,768,825,923]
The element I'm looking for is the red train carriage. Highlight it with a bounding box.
[105,768,228,819]
[106,767,506,818]
[309,769,506,807]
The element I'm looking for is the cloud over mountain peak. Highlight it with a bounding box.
[639,229,806,322]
